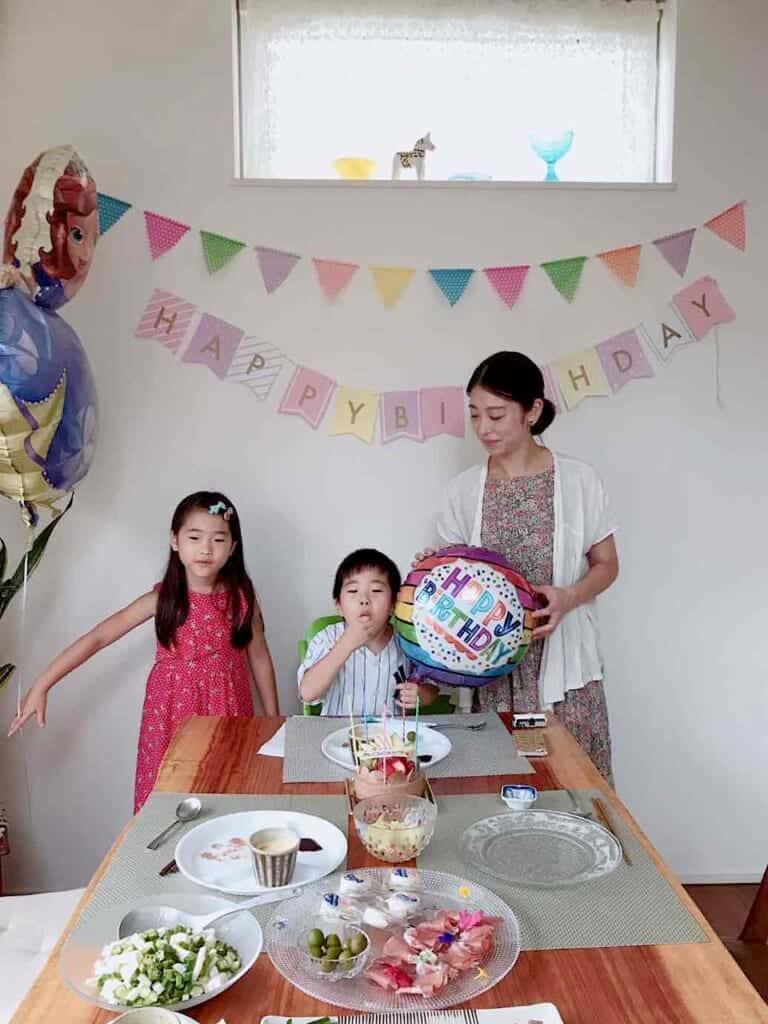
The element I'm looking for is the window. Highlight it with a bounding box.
[235,0,670,183]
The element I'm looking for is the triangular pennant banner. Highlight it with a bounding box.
[429,268,475,306]
[97,193,131,235]
[370,266,415,308]
[483,265,530,309]
[144,212,190,260]
[200,231,246,274]
[313,259,359,302]
[541,257,587,302]
[597,245,641,287]
[255,246,301,294]
[653,228,695,277]
[704,201,746,252]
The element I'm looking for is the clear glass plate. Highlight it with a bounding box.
[266,868,521,1012]
[462,810,622,888]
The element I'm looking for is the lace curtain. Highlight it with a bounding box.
[238,0,660,181]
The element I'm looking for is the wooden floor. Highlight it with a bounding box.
[685,883,759,939]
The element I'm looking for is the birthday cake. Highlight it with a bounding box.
[350,726,426,800]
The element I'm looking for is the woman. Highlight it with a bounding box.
[436,351,618,782]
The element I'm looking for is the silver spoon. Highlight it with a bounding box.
[146,797,202,851]
[118,887,302,939]
[424,720,487,731]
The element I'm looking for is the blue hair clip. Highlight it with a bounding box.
[208,500,234,521]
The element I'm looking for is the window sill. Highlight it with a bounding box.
[231,178,676,191]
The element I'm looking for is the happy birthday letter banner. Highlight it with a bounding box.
[99,191,745,309]
[135,274,735,443]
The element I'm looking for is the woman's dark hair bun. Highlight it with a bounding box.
[467,350,556,434]
[532,398,555,435]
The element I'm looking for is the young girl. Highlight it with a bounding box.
[8,491,280,811]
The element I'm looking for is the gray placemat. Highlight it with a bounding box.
[418,790,707,951]
[282,713,533,783]
[71,792,348,938]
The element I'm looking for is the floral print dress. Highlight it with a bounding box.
[477,468,614,783]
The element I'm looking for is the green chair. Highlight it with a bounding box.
[298,614,454,715]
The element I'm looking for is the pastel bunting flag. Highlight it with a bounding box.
[144,212,190,260]
[638,302,697,363]
[672,275,735,340]
[597,245,641,287]
[484,265,529,309]
[541,365,561,414]
[279,366,336,428]
[200,231,246,274]
[419,386,465,439]
[380,391,423,443]
[653,228,695,277]
[313,259,359,302]
[541,257,587,302]
[97,193,131,235]
[181,313,243,378]
[553,349,611,410]
[328,386,380,444]
[255,247,300,293]
[704,201,746,252]
[226,336,286,399]
[370,266,415,308]
[134,289,197,353]
[429,268,474,306]
[595,329,655,392]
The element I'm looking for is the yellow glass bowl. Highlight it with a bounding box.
[332,157,376,179]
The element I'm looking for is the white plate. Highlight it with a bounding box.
[261,1009,564,1023]
[175,811,347,896]
[60,893,262,1014]
[320,722,452,771]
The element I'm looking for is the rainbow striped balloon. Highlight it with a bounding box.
[394,546,539,688]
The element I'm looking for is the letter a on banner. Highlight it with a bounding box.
[182,313,243,378]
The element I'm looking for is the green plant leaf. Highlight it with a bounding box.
[0,494,74,619]
[0,663,14,692]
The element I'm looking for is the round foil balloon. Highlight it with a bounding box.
[394,546,539,687]
[0,145,98,523]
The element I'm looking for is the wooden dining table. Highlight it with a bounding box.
[13,714,768,1023]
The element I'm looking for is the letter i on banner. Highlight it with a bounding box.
[328,386,380,443]
[279,366,336,428]
[181,313,243,378]
[595,329,655,392]
[135,289,198,353]
[553,349,610,410]
[420,387,465,439]
[380,391,423,442]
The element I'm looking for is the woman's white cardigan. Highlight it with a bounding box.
[436,452,616,709]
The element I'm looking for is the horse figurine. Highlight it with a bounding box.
[392,132,435,181]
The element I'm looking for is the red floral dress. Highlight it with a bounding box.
[134,590,254,812]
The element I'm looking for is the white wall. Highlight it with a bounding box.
[1,0,766,892]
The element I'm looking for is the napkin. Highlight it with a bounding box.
[258,723,286,757]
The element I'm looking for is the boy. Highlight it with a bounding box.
[298,548,438,716]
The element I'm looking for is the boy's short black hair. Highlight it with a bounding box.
[333,548,402,602]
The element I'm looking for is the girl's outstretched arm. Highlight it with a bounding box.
[247,609,279,715]
[7,590,158,736]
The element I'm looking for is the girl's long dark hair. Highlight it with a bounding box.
[155,491,256,650]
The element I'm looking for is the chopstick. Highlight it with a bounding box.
[591,796,633,866]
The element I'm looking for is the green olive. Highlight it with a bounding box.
[325,933,341,948]
[348,933,367,955]
[407,730,417,743]
[320,956,337,973]
[308,928,325,947]
[308,943,324,959]
[337,949,354,969]
[325,945,341,960]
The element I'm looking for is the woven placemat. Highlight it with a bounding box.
[282,713,533,783]
[417,790,707,950]
[70,792,348,940]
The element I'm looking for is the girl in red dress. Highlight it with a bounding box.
[9,491,279,811]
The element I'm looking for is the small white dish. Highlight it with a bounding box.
[113,1010,183,1023]
[500,784,537,810]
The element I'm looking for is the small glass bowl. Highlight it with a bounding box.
[353,794,437,863]
[297,923,371,982]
